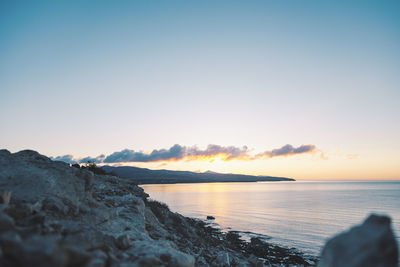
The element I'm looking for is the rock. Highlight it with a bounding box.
[86,249,108,267]
[248,254,263,267]
[5,201,32,221]
[115,234,131,250]
[15,234,69,267]
[81,170,94,193]
[0,150,87,208]
[318,214,398,267]
[144,207,169,239]
[215,251,230,266]
[0,231,23,257]
[128,240,195,267]
[0,212,14,233]
[29,201,42,214]
[197,256,209,266]
[207,215,215,220]
[65,246,92,266]
[42,196,69,215]
[87,258,106,267]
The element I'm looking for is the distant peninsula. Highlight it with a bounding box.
[101,166,295,184]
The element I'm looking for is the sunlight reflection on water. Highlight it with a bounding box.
[142,181,400,256]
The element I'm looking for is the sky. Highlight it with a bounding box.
[1,0,399,180]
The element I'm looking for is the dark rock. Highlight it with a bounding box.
[15,234,69,267]
[72,163,80,169]
[215,251,230,266]
[65,246,92,266]
[318,214,399,267]
[248,254,263,267]
[196,256,209,266]
[206,216,215,220]
[225,231,244,250]
[0,231,22,257]
[42,197,68,215]
[5,201,32,221]
[247,237,269,258]
[0,212,14,233]
[115,234,131,250]
[86,249,108,267]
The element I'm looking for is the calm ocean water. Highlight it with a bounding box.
[142,181,400,256]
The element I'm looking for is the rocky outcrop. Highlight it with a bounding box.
[318,214,399,267]
[0,149,312,267]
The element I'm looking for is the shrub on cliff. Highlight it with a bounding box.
[80,162,108,175]
[146,199,170,223]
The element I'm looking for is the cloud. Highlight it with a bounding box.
[78,154,106,164]
[52,143,319,164]
[103,144,248,163]
[186,144,249,161]
[50,155,76,164]
[255,144,317,158]
[104,144,186,163]
[50,154,105,164]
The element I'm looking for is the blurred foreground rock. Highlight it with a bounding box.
[318,214,398,267]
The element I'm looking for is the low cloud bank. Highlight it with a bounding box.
[52,144,317,164]
[50,155,76,164]
[50,154,106,164]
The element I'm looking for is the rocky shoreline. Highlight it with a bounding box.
[0,150,398,266]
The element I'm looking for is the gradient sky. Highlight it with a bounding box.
[1,0,399,180]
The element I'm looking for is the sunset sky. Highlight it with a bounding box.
[1,1,399,180]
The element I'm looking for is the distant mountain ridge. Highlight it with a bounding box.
[101,165,295,184]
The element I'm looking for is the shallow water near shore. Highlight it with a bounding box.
[142,181,400,256]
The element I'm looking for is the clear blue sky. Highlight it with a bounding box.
[1,0,399,179]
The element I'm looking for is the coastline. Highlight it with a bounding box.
[101,165,295,185]
[145,197,319,266]
[136,180,294,185]
[199,218,319,265]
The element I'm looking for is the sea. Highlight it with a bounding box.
[141,181,400,257]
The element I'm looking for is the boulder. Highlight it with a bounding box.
[318,214,398,267]
[115,234,131,250]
